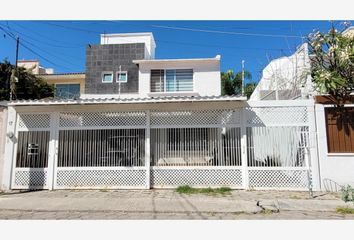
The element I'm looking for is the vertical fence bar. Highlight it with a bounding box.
[307,104,320,191]
[145,110,151,189]
[49,112,60,190]
[241,107,249,189]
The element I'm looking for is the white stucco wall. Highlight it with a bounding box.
[315,104,354,191]
[137,59,221,97]
[100,33,156,59]
[0,107,8,190]
[250,43,312,101]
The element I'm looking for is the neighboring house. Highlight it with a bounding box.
[250,43,312,101]
[251,27,354,102]
[18,59,85,99]
[17,59,54,75]
[39,73,85,99]
[315,100,354,191]
[343,26,354,37]
[1,32,321,192]
[250,27,354,190]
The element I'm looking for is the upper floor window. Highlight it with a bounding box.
[116,71,128,82]
[102,72,113,83]
[55,84,80,99]
[151,69,193,92]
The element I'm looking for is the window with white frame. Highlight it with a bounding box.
[150,69,193,92]
[55,83,80,99]
[102,72,113,83]
[116,71,128,82]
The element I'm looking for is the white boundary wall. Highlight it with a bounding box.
[315,103,354,191]
[0,107,8,189]
[1,100,320,191]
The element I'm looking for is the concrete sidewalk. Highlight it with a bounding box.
[0,189,353,219]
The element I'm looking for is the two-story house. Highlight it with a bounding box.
[83,32,220,99]
[1,32,248,191]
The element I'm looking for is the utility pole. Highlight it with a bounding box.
[241,60,245,96]
[9,36,19,101]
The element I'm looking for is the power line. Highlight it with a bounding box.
[36,21,290,53]
[12,22,84,47]
[3,24,84,68]
[2,23,85,62]
[9,24,83,49]
[2,21,307,75]
[35,21,101,34]
[0,26,78,72]
[149,25,305,39]
[103,20,306,39]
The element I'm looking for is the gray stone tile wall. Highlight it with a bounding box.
[85,43,145,94]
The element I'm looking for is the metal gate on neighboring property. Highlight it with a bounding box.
[10,101,315,191]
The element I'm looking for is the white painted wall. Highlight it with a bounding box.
[100,33,156,59]
[0,107,7,190]
[137,59,221,97]
[315,104,354,191]
[250,43,313,101]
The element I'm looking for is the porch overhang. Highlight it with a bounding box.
[7,95,246,107]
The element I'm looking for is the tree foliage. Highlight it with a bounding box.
[309,26,354,106]
[221,69,255,98]
[244,82,257,99]
[0,59,54,101]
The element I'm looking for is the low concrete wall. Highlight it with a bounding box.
[0,107,8,190]
[315,104,354,191]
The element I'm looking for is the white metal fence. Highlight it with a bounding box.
[10,101,315,190]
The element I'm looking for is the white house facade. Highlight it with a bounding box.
[1,32,323,192]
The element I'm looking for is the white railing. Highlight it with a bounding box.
[57,129,145,167]
[151,128,241,166]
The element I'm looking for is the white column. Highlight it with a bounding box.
[240,107,249,189]
[309,104,322,191]
[145,110,151,189]
[47,112,60,190]
[1,107,17,190]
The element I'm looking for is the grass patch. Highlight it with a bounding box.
[336,206,354,214]
[260,209,274,215]
[176,185,232,195]
[232,211,246,215]
[99,189,109,192]
[289,195,302,199]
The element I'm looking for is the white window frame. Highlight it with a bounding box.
[160,68,194,93]
[116,71,128,83]
[167,68,194,93]
[101,71,113,83]
[54,83,81,98]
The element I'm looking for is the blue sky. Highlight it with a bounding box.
[0,20,347,83]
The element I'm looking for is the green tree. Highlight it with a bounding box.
[309,26,354,107]
[244,82,257,99]
[0,59,54,101]
[221,69,252,96]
